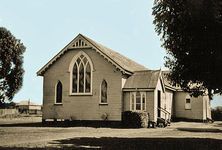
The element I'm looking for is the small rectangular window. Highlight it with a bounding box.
[185,98,191,110]
[186,99,190,103]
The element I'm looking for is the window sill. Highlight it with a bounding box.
[69,93,93,96]
[54,103,63,105]
[130,110,146,112]
[99,103,108,105]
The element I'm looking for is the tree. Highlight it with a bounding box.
[153,0,222,99]
[211,106,222,121]
[0,27,26,105]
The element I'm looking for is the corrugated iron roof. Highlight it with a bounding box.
[37,34,148,76]
[162,71,181,90]
[82,35,148,73]
[123,70,161,89]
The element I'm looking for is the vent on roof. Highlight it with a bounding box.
[72,39,89,48]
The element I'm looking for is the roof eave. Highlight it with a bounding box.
[37,34,146,76]
[165,85,177,91]
[80,36,136,75]
[36,34,84,76]
[122,88,155,91]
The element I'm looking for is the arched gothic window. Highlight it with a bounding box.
[69,51,93,94]
[100,80,107,104]
[55,81,62,104]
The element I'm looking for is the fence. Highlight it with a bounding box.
[0,109,18,116]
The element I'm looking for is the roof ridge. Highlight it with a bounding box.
[37,33,148,76]
[134,69,161,73]
[80,34,148,72]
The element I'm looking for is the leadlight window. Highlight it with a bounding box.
[130,92,146,111]
[142,93,146,110]
[70,52,92,94]
[136,92,141,110]
[100,80,107,104]
[131,93,135,110]
[55,81,62,104]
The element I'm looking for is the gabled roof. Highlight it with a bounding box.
[37,34,148,76]
[17,100,40,106]
[162,71,181,91]
[123,70,161,89]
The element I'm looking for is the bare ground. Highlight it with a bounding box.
[0,117,222,149]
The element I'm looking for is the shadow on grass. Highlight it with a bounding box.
[0,121,123,128]
[213,122,222,127]
[0,122,43,127]
[177,127,222,133]
[0,137,222,150]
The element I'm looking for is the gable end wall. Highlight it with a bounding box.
[42,48,123,121]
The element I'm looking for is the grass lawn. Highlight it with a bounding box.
[0,117,221,149]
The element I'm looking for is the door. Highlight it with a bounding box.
[205,99,208,120]
[157,90,161,118]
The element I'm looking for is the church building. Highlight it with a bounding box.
[37,34,211,124]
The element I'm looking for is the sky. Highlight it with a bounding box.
[0,0,221,108]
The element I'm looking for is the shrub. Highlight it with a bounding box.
[122,111,148,128]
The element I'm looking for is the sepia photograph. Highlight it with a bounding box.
[0,0,222,149]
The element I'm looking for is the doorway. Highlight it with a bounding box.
[157,90,161,118]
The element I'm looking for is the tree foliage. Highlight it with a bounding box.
[0,27,26,104]
[211,106,222,121]
[153,0,222,99]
